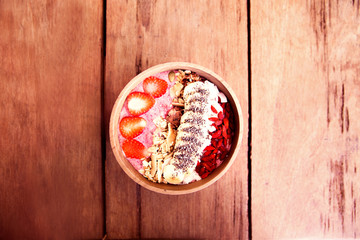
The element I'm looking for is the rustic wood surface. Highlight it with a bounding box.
[0,1,104,239]
[2,0,360,239]
[104,0,248,239]
[251,0,360,238]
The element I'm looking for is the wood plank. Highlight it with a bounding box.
[251,0,360,238]
[0,1,103,239]
[105,0,248,239]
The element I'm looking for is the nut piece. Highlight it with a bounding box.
[170,82,184,98]
[150,154,159,177]
[178,70,185,77]
[172,102,184,107]
[153,116,167,130]
[168,71,175,82]
[157,161,163,182]
[166,123,176,151]
[153,136,164,145]
[142,114,179,183]
[166,108,182,127]
[172,97,184,105]
[160,142,167,154]
[147,146,158,154]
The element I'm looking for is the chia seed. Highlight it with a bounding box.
[183,116,205,125]
[180,136,202,146]
[186,106,204,114]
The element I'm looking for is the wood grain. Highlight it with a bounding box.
[105,0,248,239]
[251,0,360,238]
[0,1,104,239]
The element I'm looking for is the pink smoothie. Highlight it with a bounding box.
[118,71,175,170]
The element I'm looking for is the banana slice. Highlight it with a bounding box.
[163,165,185,184]
[163,81,218,184]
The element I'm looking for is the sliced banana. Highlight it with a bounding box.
[163,81,217,184]
[163,165,184,184]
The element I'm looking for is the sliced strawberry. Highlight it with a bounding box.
[143,76,168,98]
[122,139,149,159]
[119,116,147,139]
[127,92,155,116]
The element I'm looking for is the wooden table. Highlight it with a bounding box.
[1,0,359,239]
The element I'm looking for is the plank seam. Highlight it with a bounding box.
[101,0,107,238]
[136,184,142,239]
[247,0,252,239]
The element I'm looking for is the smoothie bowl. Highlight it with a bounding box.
[109,62,243,194]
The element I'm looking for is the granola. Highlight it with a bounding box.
[118,69,234,185]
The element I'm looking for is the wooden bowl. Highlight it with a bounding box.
[109,62,243,195]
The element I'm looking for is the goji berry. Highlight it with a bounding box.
[211,105,218,114]
[222,126,227,138]
[201,172,210,179]
[212,130,222,138]
[201,155,214,162]
[218,111,224,120]
[223,118,229,129]
[217,138,223,148]
[203,150,212,157]
[226,103,231,112]
[204,145,215,151]
[209,117,218,122]
[215,120,222,126]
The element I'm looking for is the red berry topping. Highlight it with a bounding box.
[127,92,155,116]
[211,105,218,114]
[143,76,168,98]
[119,116,147,139]
[122,139,149,159]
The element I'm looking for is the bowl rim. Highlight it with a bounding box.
[109,62,243,195]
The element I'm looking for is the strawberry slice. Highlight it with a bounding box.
[122,139,149,159]
[143,76,168,98]
[119,116,147,139]
[127,92,155,116]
